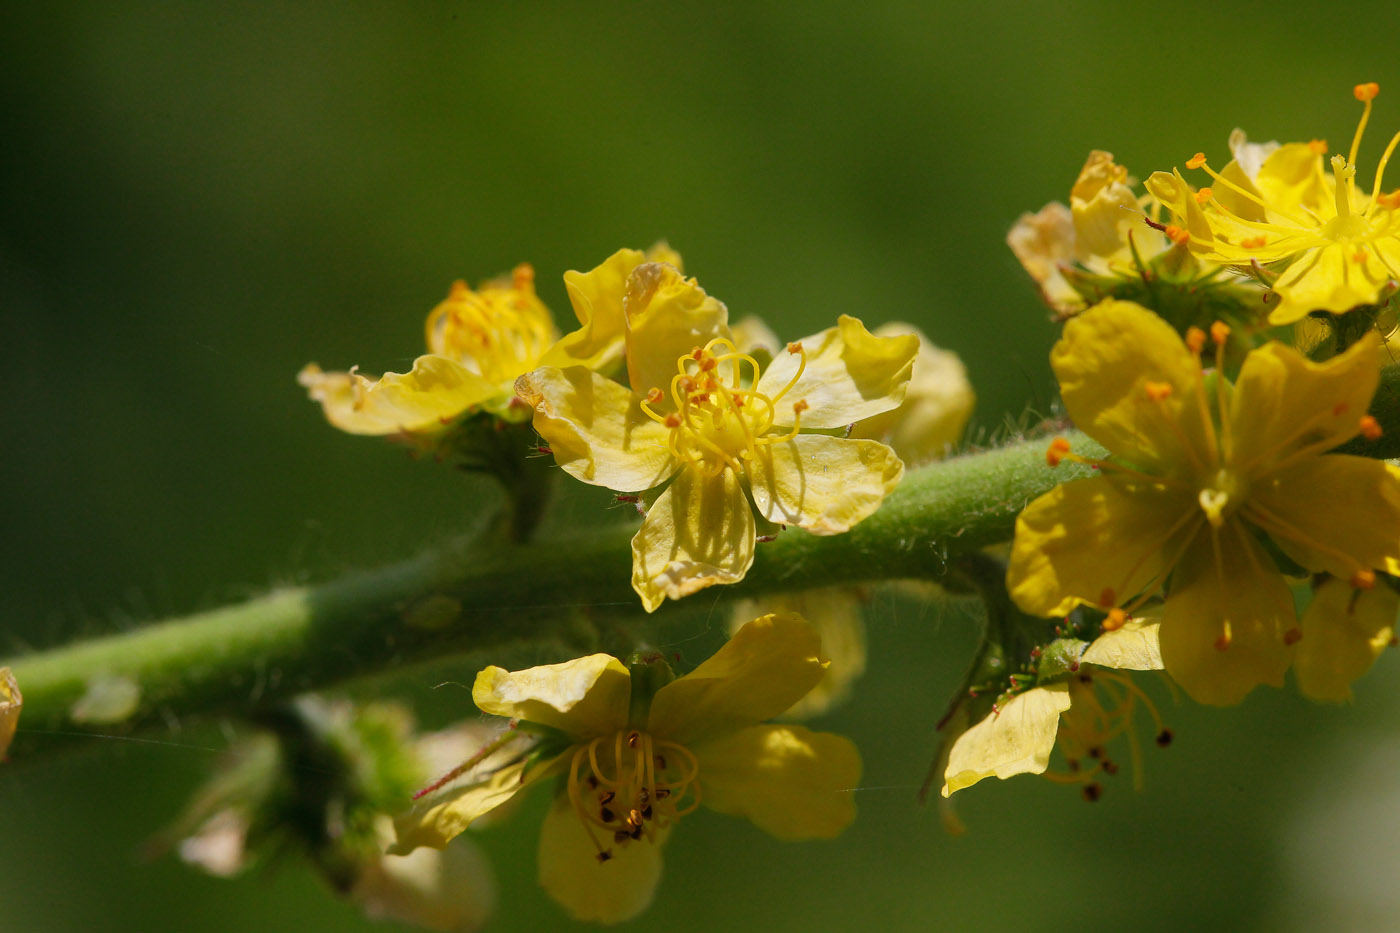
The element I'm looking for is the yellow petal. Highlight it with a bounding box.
[0,667,20,761]
[623,262,730,398]
[1006,201,1083,313]
[392,755,563,854]
[1269,241,1396,324]
[941,684,1071,797]
[1080,615,1164,671]
[746,435,903,535]
[692,724,860,840]
[1158,524,1294,706]
[537,791,667,924]
[756,315,917,429]
[1070,151,1140,259]
[728,588,868,720]
[473,654,631,739]
[850,323,975,464]
[630,466,755,613]
[1144,170,1217,247]
[1295,578,1399,703]
[648,612,826,746]
[1008,475,1197,617]
[1051,299,1213,472]
[1254,142,1332,217]
[515,366,679,492]
[1229,335,1380,468]
[298,356,499,436]
[1248,455,1400,579]
[541,245,682,373]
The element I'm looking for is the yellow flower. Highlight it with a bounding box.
[1008,151,1169,315]
[0,667,20,762]
[393,613,861,924]
[1294,575,1399,703]
[1146,83,1400,325]
[299,264,558,436]
[848,322,975,465]
[1007,299,1400,705]
[942,618,1169,798]
[516,262,915,611]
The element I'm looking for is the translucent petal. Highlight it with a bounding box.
[298,356,499,436]
[622,262,729,399]
[391,755,564,854]
[648,612,826,746]
[1159,524,1294,706]
[1295,578,1398,703]
[746,434,903,535]
[630,466,755,612]
[540,245,681,373]
[473,654,631,739]
[692,724,860,840]
[515,366,679,492]
[941,684,1071,797]
[1008,474,1196,617]
[757,315,917,429]
[537,791,667,924]
[1080,616,1164,671]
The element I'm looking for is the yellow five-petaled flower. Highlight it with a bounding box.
[392,613,861,924]
[1008,299,1400,704]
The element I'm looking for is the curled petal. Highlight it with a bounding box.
[1008,475,1197,618]
[537,792,668,924]
[692,724,860,840]
[473,654,631,739]
[941,684,1071,797]
[515,366,679,492]
[1006,201,1082,313]
[649,612,826,746]
[623,262,729,399]
[756,315,917,429]
[631,466,756,612]
[1159,525,1294,706]
[1294,578,1399,703]
[746,435,903,535]
[298,356,499,435]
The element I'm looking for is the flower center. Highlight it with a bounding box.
[425,265,557,385]
[566,730,701,863]
[1197,468,1247,529]
[640,338,809,477]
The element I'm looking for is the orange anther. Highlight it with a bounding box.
[1186,152,1207,169]
[1333,401,1350,416]
[1185,327,1207,354]
[732,393,745,407]
[1240,236,1267,249]
[1103,608,1127,632]
[646,387,664,404]
[1351,569,1378,590]
[1144,380,1173,402]
[1354,82,1380,102]
[664,414,682,428]
[786,341,804,355]
[1283,627,1303,646]
[1046,437,1072,467]
[1309,139,1329,155]
[512,263,535,290]
[1360,414,1382,440]
[1379,191,1400,210]
[1210,321,1231,346]
[699,356,718,372]
[1164,225,1190,246]
[1353,250,1371,264]
[1213,631,1232,651]
[792,398,810,415]
[1195,187,1214,204]
[1098,587,1116,609]
[690,347,705,360]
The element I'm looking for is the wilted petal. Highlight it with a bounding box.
[473,654,631,739]
[299,356,499,436]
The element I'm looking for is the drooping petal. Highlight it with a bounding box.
[391,754,565,854]
[1294,578,1399,703]
[746,435,903,535]
[623,262,730,399]
[298,356,500,436]
[0,667,20,761]
[691,724,860,840]
[941,684,1071,797]
[1008,474,1198,618]
[473,654,631,739]
[540,244,682,373]
[849,323,975,464]
[756,315,917,429]
[1051,300,1214,473]
[1229,335,1380,469]
[630,466,756,613]
[515,366,679,492]
[1247,455,1400,579]
[1080,616,1164,670]
[537,792,667,924]
[648,612,826,746]
[1159,524,1295,706]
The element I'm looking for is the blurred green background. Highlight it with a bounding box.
[5,2,1400,930]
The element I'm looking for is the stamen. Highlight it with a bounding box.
[1186,152,1207,170]
[1144,381,1173,402]
[1352,569,1377,589]
[1046,437,1072,467]
[1195,187,1214,204]
[1310,139,1329,155]
[1103,608,1127,631]
[1284,627,1303,646]
[1240,236,1267,249]
[1350,83,1379,172]
[1185,327,1206,355]
[1164,225,1190,246]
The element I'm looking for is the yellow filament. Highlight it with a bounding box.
[1350,92,1375,172]
[1195,161,1316,229]
[1242,499,1368,578]
[1368,130,1400,213]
